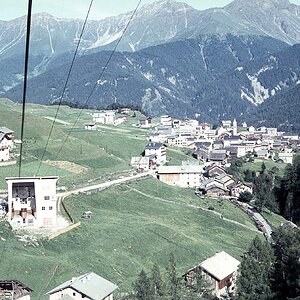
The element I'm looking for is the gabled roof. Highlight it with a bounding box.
[0,127,14,134]
[47,272,118,300]
[0,280,33,298]
[200,251,240,281]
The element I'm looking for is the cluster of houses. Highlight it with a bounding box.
[130,115,300,196]
[84,109,130,130]
[1,250,240,299]
[145,116,298,165]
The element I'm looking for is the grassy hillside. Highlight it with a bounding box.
[0,99,283,299]
[0,177,261,299]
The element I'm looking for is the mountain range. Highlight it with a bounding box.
[0,0,300,128]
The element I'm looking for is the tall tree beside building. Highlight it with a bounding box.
[254,163,276,212]
[166,253,179,300]
[272,226,300,299]
[237,236,274,300]
[274,155,300,224]
[150,263,164,297]
[133,269,153,300]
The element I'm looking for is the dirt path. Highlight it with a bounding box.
[127,186,261,234]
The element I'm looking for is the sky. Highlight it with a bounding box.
[1,0,299,21]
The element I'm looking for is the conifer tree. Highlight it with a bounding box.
[150,263,164,297]
[133,269,152,300]
[166,253,179,300]
[237,236,274,300]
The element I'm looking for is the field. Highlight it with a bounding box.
[0,99,285,299]
[0,98,191,189]
[242,158,287,177]
[0,177,261,299]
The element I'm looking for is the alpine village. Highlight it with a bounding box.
[0,0,299,300]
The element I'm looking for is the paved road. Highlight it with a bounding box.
[252,210,273,240]
[58,171,153,198]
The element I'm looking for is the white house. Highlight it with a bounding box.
[92,111,115,124]
[0,127,14,162]
[6,176,59,228]
[84,123,97,130]
[0,280,32,300]
[47,272,118,300]
[160,115,172,126]
[144,142,166,165]
[157,161,204,188]
[184,251,240,298]
[278,152,293,164]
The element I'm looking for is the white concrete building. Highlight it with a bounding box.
[92,111,115,124]
[0,127,14,162]
[160,115,172,126]
[157,161,204,188]
[145,142,166,165]
[278,152,293,164]
[47,272,118,300]
[6,176,59,228]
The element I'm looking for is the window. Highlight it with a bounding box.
[73,292,76,296]
[42,207,45,210]
[49,206,53,210]
[44,196,50,200]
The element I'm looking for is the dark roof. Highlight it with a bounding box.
[0,280,33,298]
[224,136,241,141]
[210,150,227,161]
[145,142,163,149]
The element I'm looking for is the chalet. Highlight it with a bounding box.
[84,123,97,130]
[172,119,181,128]
[226,145,246,158]
[282,133,299,141]
[184,251,240,298]
[204,183,230,197]
[205,164,226,178]
[222,120,232,128]
[193,149,210,162]
[139,117,152,128]
[92,111,115,125]
[223,136,241,147]
[215,174,235,188]
[199,179,230,197]
[114,116,127,125]
[120,108,131,114]
[0,280,32,300]
[131,156,150,171]
[47,272,118,300]
[278,152,293,164]
[203,129,216,140]
[6,176,59,228]
[160,115,172,126]
[195,142,213,152]
[144,142,166,165]
[267,127,278,137]
[229,182,253,198]
[209,150,228,165]
[248,126,256,133]
[255,149,270,159]
[0,127,14,162]
[157,161,204,188]
[147,126,173,143]
[213,140,223,150]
